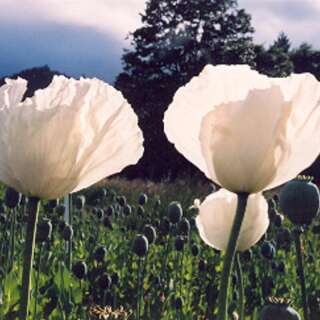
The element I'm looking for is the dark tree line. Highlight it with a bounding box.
[0,65,63,99]
[115,0,320,181]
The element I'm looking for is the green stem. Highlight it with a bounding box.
[33,243,43,319]
[236,253,244,320]
[294,229,309,320]
[137,258,142,320]
[9,209,16,271]
[217,192,249,320]
[20,197,40,320]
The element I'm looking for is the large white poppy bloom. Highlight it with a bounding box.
[196,189,269,251]
[0,76,144,199]
[164,65,320,193]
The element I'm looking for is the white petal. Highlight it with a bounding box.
[0,76,143,199]
[267,73,320,188]
[0,77,27,109]
[196,189,269,252]
[71,78,144,192]
[164,64,271,180]
[199,86,292,193]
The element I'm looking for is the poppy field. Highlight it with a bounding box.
[0,177,319,320]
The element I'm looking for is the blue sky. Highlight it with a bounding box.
[0,0,319,83]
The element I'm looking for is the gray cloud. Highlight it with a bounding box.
[0,21,123,82]
[239,0,320,47]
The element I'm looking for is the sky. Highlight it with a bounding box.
[0,0,319,83]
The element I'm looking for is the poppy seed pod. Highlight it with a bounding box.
[274,214,284,227]
[56,205,66,215]
[137,205,145,216]
[0,214,6,224]
[94,246,107,263]
[138,193,148,206]
[159,217,171,236]
[98,274,111,290]
[105,206,114,216]
[117,196,127,207]
[72,261,88,280]
[103,216,112,229]
[74,195,85,210]
[36,220,53,243]
[132,235,149,257]
[123,204,132,216]
[174,236,185,251]
[191,244,200,257]
[178,217,191,235]
[62,224,73,241]
[198,259,207,272]
[261,242,276,260]
[279,179,320,225]
[258,298,301,320]
[47,199,59,210]
[173,297,183,310]
[143,225,157,244]
[4,187,21,209]
[111,272,120,287]
[168,202,183,224]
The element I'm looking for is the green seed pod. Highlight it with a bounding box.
[279,179,320,225]
[36,220,53,242]
[143,224,157,244]
[4,187,21,209]
[133,234,149,257]
[168,201,183,224]
[47,199,59,210]
[72,261,87,280]
[123,204,132,216]
[138,193,148,206]
[258,298,301,320]
[74,195,85,210]
[62,224,73,241]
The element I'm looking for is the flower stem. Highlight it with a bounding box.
[235,253,244,320]
[33,242,43,319]
[136,258,142,320]
[217,192,249,320]
[294,229,309,320]
[20,197,40,320]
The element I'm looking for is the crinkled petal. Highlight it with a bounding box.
[0,76,144,199]
[199,86,292,193]
[267,73,320,188]
[196,189,269,251]
[164,65,271,180]
[0,77,27,109]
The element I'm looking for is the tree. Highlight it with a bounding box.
[290,43,320,79]
[116,0,256,179]
[254,32,293,77]
[0,65,63,99]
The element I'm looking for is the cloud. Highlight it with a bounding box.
[239,0,320,47]
[0,20,123,82]
[0,0,145,43]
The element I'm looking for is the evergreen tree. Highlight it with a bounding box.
[116,0,256,179]
[254,32,293,77]
[0,65,64,98]
[291,43,320,79]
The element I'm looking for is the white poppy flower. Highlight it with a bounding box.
[164,64,320,193]
[196,189,269,251]
[0,76,144,199]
